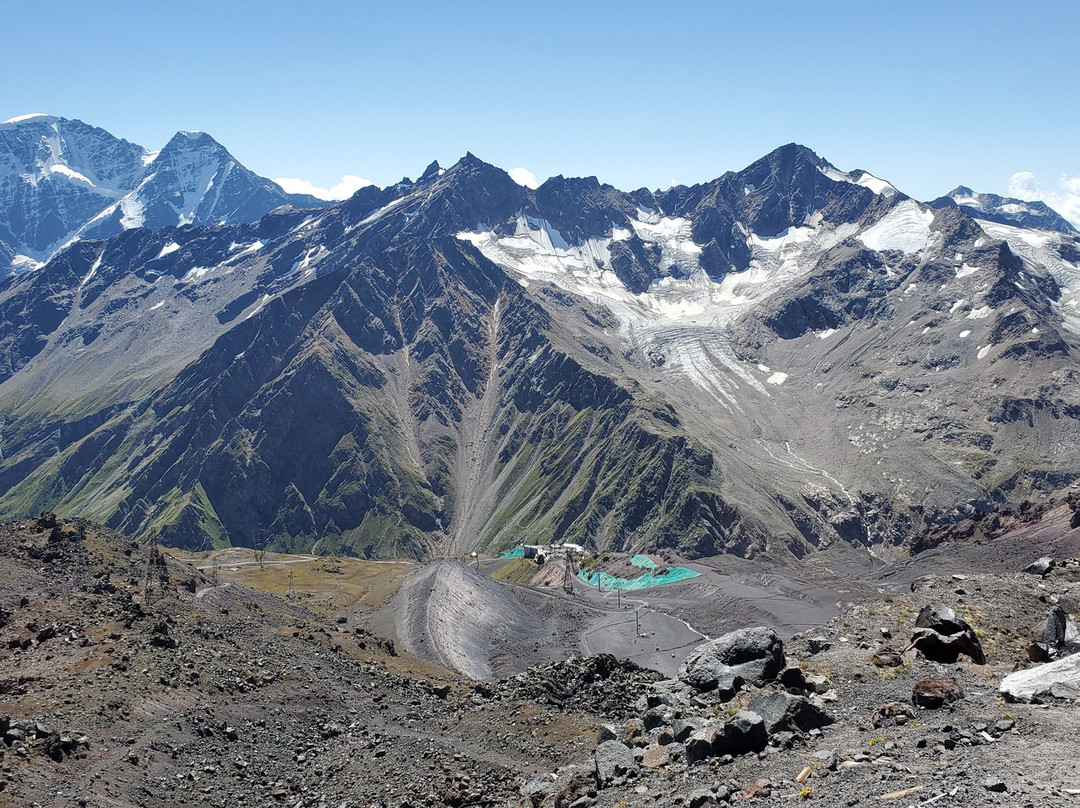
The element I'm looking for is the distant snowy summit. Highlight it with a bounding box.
[0,114,326,277]
[930,186,1077,234]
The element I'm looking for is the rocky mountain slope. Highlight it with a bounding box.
[0,114,324,277]
[5,508,1080,807]
[1,141,1079,563]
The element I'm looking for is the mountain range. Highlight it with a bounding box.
[1,115,1078,562]
[0,113,325,277]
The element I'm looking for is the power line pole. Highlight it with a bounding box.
[253,525,265,570]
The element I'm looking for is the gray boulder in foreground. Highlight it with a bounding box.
[678,627,784,696]
[748,691,834,733]
[1000,652,1080,702]
[594,740,636,784]
[909,604,985,665]
[684,710,767,763]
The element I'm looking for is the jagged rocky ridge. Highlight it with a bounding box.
[1,138,1079,560]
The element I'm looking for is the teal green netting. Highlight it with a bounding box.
[577,554,700,590]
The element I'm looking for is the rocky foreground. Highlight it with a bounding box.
[3,514,1080,807]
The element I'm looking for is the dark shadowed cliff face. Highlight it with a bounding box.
[1,144,1079,560]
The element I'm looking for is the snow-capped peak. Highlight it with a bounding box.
[1,112,57,127]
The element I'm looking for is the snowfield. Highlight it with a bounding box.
[858,200,936,254]
[459,211,861,408]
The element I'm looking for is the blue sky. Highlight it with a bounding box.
[6,1,1078,220]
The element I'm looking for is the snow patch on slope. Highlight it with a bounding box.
[119,195,145,229]
[156,242,181,259]
[48,163,111,193]
[80,250,105,288]
[11,254,44,272]
[224,240,265,264]
[819,166,898,197]
[859,200,935,254]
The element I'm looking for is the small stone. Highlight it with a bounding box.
[810,749,838,770]
[671,718,699,743]
[687,788,714,808]
[738,779,772,800]
[643,706,668,731]
[597,724,619,745]
[642,746,670,769]
[685,726,724,764]
[912,676,964,709]
[871,702,916,729]
[983,777,1007,793]
[872,647,903,668]
[521,776,556,807]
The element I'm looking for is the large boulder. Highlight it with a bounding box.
[1027,605,1080,662]
[678,627,784,696]
[908,604,985,664]
[594,740,636,785]
[1023,556,1055,577]
[1001,653,1080,702]
[748,691,833,733]
[684,711,767,763]
[685,726,725,764]
[714,710,768,756]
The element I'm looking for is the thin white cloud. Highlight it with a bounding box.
[508,167,539,189]
[1008,171,1080,229]
[274,174,374,201]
